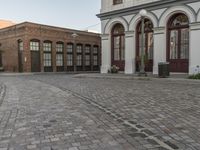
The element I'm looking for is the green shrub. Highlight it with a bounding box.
[188,73,200,79]
[108,65,120,73]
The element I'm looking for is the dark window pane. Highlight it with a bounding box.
[171,15,189,27]
[170,30,179,59]
[113,0,122,5]
[180,28,189,59]
[114,36,120,61]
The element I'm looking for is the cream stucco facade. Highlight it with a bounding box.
[98,0,200,75]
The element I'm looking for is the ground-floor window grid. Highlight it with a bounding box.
[43,53,52,67]
[56,54,64,67]
[67,44,74,67]
[93,46,99,67]
[28,41,100,72]
[85,45,91,66]
[76,45,83,67]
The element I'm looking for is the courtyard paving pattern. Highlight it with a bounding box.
[0,74,200,150]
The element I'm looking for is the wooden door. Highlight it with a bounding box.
[31,51,40,72]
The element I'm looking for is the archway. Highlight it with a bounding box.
[167,13,189,72]
[111,23,125,71]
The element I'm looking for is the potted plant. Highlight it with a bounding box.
[108,65,120,73]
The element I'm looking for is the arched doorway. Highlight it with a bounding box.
[136,18,154,72]
[111,23,125,71]
[167,13,189,72]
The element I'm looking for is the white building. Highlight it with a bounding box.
[97,0,200,75]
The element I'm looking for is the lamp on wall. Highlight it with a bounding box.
[139,9,147,76]
[71,32,78,72]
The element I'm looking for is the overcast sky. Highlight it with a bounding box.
[0,0,101,32]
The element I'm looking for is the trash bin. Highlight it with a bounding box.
[158,62,170,78]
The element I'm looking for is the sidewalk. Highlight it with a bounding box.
[73,72,188,79]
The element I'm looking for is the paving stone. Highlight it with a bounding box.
[0,74,200,150]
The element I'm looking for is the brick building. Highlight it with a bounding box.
[0,22,101,72]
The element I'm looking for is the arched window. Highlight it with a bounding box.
[111,23,125,71]
[167,13,189,72]
[136,19,154,72]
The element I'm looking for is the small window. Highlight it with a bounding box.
[43,43,52,52]
[19,41,23,51]
[76,45,83,53]
[56,43,63,52]
[67,44,73,53]
[113,0,122,5]
[30,41,39,51]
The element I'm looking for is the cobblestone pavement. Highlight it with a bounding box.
[0,74,200,150]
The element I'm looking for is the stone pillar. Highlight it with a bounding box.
[40,41,44,72]
[101,34,111,73]
[52,42,56,72]
[23,38,31,72]
[124,31,135,74]
[189,23,200,75]
[82,44,86,71]
[63,43,67,72]
[153,27,166,75]
[91,45,94,71]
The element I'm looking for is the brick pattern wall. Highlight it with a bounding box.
[0,22,101,72]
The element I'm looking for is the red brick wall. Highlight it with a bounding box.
[0,22,101,72]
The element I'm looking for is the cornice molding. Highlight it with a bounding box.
[97,0,199,20]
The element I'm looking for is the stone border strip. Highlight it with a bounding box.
[73,73,200,84]
[0,83,6,107]
[58,86,177,150]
